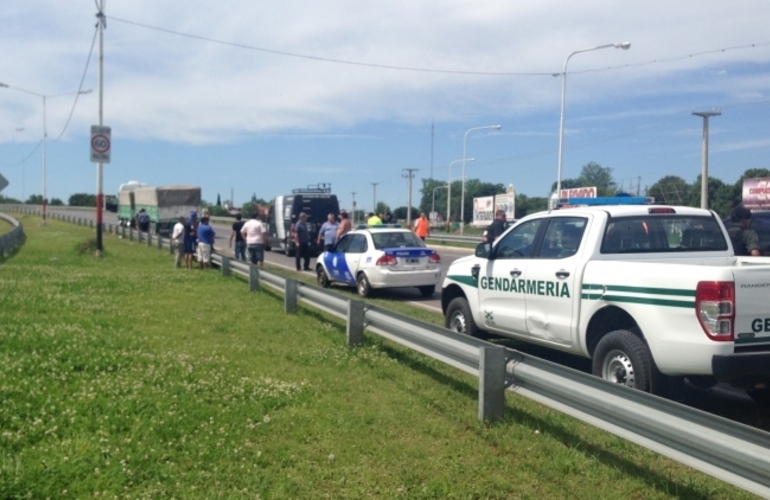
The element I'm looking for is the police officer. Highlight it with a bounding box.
[484,210,507,243]
[728,205,760,256]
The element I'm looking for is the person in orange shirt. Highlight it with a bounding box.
[414,212,430,241]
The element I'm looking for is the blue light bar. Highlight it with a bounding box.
[557,196,654,207]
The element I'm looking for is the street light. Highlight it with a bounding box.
[461,126,501,234]
[692,109,721,209]
[447,158,473,227]
[432,185,448,225]
[0,82,92,223]
[555,42,630,196]
[371,182,379,213]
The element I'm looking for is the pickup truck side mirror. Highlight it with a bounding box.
[475,242,492,259]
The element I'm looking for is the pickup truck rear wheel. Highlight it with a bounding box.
[445,297,485,339]
[592,330,652,392]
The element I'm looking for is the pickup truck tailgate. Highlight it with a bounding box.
[733,267,770,347]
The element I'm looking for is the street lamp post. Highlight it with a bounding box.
[461,126,501,234]
[692,109,721,209]
[447,158,473,228]
[371,182,378,214]
[555,42,631,196]
[432,185,448,225]
[0,82,91,224]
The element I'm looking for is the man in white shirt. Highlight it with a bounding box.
[240,212,266,268]
[171,216,186,268]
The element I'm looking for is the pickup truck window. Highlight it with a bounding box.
[539,217,587,259]
[601,215,727,253]
[495,219,542,259]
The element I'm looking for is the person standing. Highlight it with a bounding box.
[183,212,198,269]
[197,216,216,269]
[171,215,186,268]
[485,210,507,243]
[728,206,761,256]
[137,208,151,233]
[294,212,311,271]
[367,212,382,225]
[336,210,352,241]
[414,212,430,241]
[241,212,266,268]
[317,213,340,252]
[229,213,247,261]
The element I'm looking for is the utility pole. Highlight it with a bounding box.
[95,0,106,256]
[402,168,418,227]
[351,192,357,225]
[692,109,721,209]
[430,119,434,179]
[371,182,378,213]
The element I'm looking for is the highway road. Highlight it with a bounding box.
[44,207,473,312]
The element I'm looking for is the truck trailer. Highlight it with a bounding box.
[118,184,201,235]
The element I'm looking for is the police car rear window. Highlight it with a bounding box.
[372,232,425,249]
[601,215,727,254]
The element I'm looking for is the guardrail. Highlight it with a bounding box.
[7,205,770,497]
[426,234,482,245]
[0,212,25,259]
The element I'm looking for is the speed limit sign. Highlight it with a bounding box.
[90,125,111,163]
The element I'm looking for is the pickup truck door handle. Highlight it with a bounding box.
[555,270,570,279]
[510,269,522,277]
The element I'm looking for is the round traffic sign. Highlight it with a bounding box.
[91,134,110,154]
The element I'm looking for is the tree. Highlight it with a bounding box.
[0,194,22,204]
[25,194,43,205]
[49,198,64,206]
[216,193,221,206]
[419,177,505,224]
[646,176,690,204]
[392,206,419,221]
[68,193,96,207]
[375,201,390,216]
[551,162,617,196]
[515,194,548,219]
[687,175,734,218]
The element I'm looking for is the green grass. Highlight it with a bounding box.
[0,215,754,499]
[0,217,14,236]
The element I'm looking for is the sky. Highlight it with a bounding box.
[1,1,769,212]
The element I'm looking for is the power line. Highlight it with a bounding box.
[0,139,44,168]
[109,16,770,77]
[53,24,98,142]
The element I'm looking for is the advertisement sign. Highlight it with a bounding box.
[472,196,495,227]
[559,186,597,199]
[742,178,770,211]
[494,184,516,221]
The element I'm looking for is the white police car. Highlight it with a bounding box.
[315,226,442,297]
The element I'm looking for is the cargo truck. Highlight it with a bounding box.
[118,184,201,235]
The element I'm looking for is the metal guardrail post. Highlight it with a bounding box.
[169,238,175,254]
[147,233,152,247]
[285,279,298,313]
[346,300,365,346]
[249,265,260,292]
[90,219,94,228]
[478,346,507,423]
[121,226,126,239]
[221,256,231,276]
[129,228,134,241]
[157,235,163,250]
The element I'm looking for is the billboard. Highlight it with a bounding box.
[494,184,516,221]
[472,196,495,227]
[742,178,770,211]
[560,186,597,199]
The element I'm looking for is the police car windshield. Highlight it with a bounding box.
[372,231,426,249]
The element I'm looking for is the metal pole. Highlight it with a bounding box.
[402,168,418,227]
[556,42,631,196]
[692,110,721,210]
[371,182,378,213]
[351,192,356,225]
[42,96,47,224]
[95,2,106,257]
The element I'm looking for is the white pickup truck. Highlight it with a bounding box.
[441,202,770,402]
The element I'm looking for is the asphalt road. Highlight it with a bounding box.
[45,207,473,311]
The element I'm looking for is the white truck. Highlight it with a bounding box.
[441,200,770,403]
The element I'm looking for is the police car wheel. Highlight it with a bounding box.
[418,285,435,297]
[317,266,330,288]
[356,273,372,297]
[592,329,652,392]
[445,297,484,338]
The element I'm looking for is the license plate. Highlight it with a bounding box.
[406,258,419,264]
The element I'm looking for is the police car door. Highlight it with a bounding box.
[324,234,356,284]
[524,216,588,346]
[477,218,544,336]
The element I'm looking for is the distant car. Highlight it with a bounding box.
[723,211,770,255]
[315,227,442,297]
